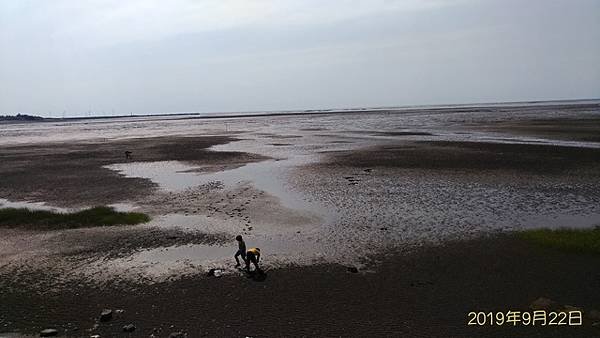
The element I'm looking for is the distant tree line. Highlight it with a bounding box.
[0,113,44,121]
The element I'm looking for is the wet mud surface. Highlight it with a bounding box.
[1,235,599,337]
[325,140,600,172]
[482,117,600,142]
[0,136,265,208]
[1,102,600,336]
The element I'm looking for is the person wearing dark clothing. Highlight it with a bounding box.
[234,235,246,267]
[245,247,261,272]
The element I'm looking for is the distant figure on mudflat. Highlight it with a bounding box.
[234,235,246,267]
[245,247,261,273]
[124,151,132,159]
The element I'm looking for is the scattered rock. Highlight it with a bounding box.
[90,335,101,338]
[169,332,186,338]
[40,329,58,337]
[380,227,388,231]
[529,297,558,311]
[347,267,359,273]
[123,324,136,333]
[99,309,113,322]
[364,168,373,173]
[207,269,223,277]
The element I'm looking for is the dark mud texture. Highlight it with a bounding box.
[0,136,266,207]
[59,226,230,260]
[484,117,600,142]
[1,235,599,337]
[325,140,600,174]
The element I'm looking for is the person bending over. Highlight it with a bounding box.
[245,247,261,272]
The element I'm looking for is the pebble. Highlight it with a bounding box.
[99,309,112,322]
[529,297,557,310]
[123,324,136,332]
[40,329,58,337]
[563,305,582,312]
[588,309,600,320]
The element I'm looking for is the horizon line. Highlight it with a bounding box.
[3,97,600,121]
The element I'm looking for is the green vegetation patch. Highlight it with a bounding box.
[518,227,600,255]
[0,206,150,230]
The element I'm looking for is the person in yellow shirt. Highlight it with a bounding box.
[245,247,261,272]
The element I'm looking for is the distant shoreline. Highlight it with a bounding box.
[2,98,599,124]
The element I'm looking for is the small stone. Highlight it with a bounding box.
[563,305,582,312]
[40,329,58,337]
[347,267,359,273]
[123,324,136,332]
[99,309,113,322]
[90,335,101,338]
[529,297,557,311]
[588,310,600,320]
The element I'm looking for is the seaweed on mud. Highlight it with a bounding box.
[518,227,600,254]
[0,206,150,230]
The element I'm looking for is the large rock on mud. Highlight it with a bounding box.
[207,268,223,277]
[123,324,136,332]
[347,266,359,273]
[99,309,113,322]
[39,328,58,337]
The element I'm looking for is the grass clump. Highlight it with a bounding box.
[0,206,150,230]
[518,227,600,255]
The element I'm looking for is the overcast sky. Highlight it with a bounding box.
[1,0,599,116]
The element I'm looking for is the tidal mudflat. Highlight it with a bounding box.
[1,101,600,337]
